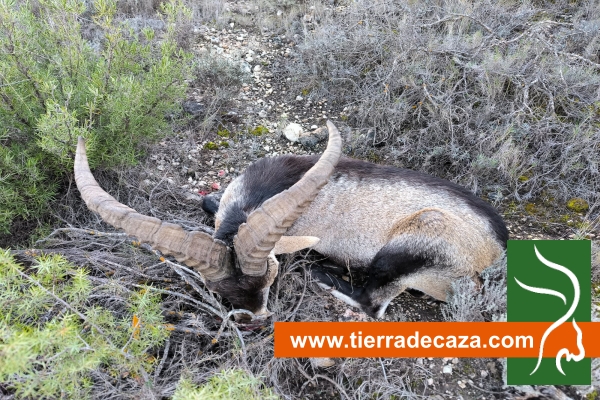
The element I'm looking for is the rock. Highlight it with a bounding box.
[486,361,497,374]
[366,128,376,145]
[258,109,267,118]
[183,192,203,202]
[222,111,240,123]
[182,100,205,116]
[298,126,327,148]
[296,95,303,101]
[442,365,452,374]
[253,65,262,72]
[481,370,488,378]
[240,61,251,74]
[457,380,466,389]
[310,358,335,368]
[283,123,303,142]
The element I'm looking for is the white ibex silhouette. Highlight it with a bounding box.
[514,245,585,376]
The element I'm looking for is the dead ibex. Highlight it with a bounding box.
[75,121,507,319]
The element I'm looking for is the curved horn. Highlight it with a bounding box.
[234,120,342,276]
[74,138,232,281]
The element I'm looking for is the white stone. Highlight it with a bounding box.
[310,357,335,368]
[442,365,452,374]
[240,62,251,74]
[283,123,303,142]
[296,95,303,101]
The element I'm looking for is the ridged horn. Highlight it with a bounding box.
[74,137,233,282]
[233,120,343,276]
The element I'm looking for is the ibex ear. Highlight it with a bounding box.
[273,236,320,255]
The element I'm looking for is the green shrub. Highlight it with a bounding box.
[0,0,193,234]
[0,249,169,398]
[173,369,279,400]
[249,125,269,136]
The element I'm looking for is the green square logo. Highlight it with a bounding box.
[507,240,591,385]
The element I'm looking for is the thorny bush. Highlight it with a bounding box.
[289,0,600,211]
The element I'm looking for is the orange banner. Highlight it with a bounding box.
[274,322,600,358]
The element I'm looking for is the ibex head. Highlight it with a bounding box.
[74,122,342,318]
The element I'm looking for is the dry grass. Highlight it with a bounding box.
[442,255,507,323]
[285,0,600,213]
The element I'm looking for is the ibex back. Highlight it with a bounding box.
[75,121,507,319]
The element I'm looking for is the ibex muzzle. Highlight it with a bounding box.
[74,121,342,318]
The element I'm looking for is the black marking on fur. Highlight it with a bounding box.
[214,202,247,245]
[365,246,431,291]
[311,266,363,296]
[214,155,315,244]
[201,193,221,215]
[208,272,269,313]
[312,245,435,317]
[405,288,426,298]
[241,155,315,211]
